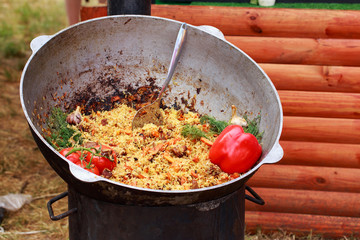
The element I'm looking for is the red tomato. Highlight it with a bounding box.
[85,145,116,173]
[76,161,100,175]
[59,147,80,163]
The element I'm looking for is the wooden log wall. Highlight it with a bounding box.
[151,5,360,238]
[80,5,360,238]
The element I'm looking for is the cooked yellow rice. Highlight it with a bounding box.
[73,104,235,190]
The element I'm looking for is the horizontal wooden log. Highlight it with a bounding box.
[278,90,360,119]
[279,140,360,168]
[81,6,360,66]
[281,116,360,144]
[152,5,360,39]
[259,64,360,93]
[80,6,107,21]
[245,211,360,238]
[226,36,360,66]
[246,187,360,217]
[247,165,360,193]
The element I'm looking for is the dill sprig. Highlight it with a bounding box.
[199,113,263,142]
[200,115,229,134]
[46,107,82,150]
[181,124,208,140]
[243,114,263,142]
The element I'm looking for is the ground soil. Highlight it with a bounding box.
[0,58,68,239]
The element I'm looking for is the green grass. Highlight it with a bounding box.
[0,0,66,60]
[0,0,67,83]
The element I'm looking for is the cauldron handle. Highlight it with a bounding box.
[47,192,77,221]
[30,35,53,54]
[245,185,265,205]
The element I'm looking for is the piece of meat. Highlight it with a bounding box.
[171,145,187,158]
[101,118,108,126]
[102,168,113,179]
[191,180,199,189]
[84,142,97,148]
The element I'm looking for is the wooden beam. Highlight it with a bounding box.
[279,141,360,168]
[281,116,360,144]
[259,64,360,93]
[245,211,360,238]
[246,187,360,217]
[152,5,360,39]
[226,36,360,66]
[247,165,360,193]
[279,91,360,119]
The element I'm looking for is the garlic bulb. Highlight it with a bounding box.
[230,105,247,127]
[66,106,82,125]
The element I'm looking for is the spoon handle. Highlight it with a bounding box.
[158,23,187,100]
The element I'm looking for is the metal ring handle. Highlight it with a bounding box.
[245,185,265,205]
[47,191,77,221]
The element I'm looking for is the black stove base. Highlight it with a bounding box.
[67,185,245,240]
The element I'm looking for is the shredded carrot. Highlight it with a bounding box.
[142,146,149,156]
[129,181,137,186]
[163,152,175,163]
[166,172,172,180]
[125,165,133,171]
[83,117,89,122]
[202,124,209,132]
[137,174,145,179]
[191,171,198,178]
[171,163,181,173]
[152,142,169,155]
[124,129,132,135]
[152,130,159,138]
[192,157,199,163]
[180,176,187,185]
[111,96,120,102]
[144,168,149,173]
[158,142,166,151]
[169,137,181,145]
[200,137,213,146]
[230,173,240,179]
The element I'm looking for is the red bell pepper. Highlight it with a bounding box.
[209,125,262,174]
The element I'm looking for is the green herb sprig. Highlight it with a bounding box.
[181,124,208,140]
[200,115,229,134]
[200,113,263,142]
[243,114,263,142]
[45,107,82,150]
